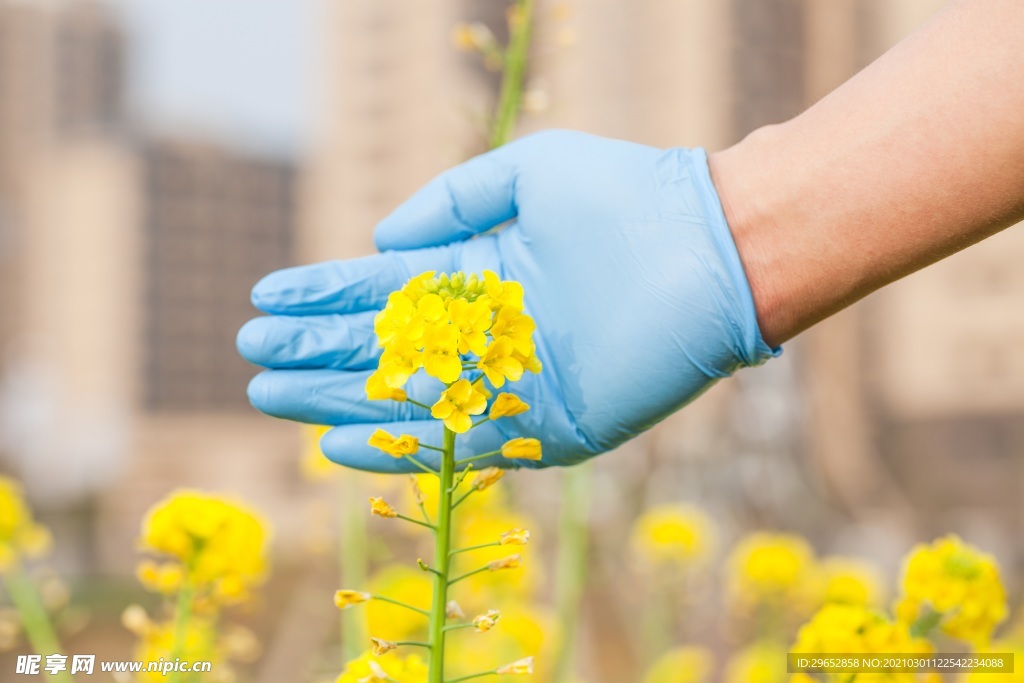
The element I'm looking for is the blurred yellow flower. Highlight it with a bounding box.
[367,429,420,458]
[367,566,430,641]
[300,425,336,481]
[431,379,488,433]
[369,497,398,519]
[642,645,713,683]
[896,535,1006,645]
[727,532,814,608]
[630,504,715,569]
[127,610,233,683]
[336,651,427,683]
[489,392,530,420]
[473,609,501,632]
[333,590,371,609]
[792,604,931,682]
[818,557,884,607]
[138,490,267,605]
[501,437,542,460]
[722,643,786,683]
[0,477,52,571]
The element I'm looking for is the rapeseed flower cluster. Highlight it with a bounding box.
[338,271,542,683]
[132,491,269,683]
[137,490,268,606]
[791,604,932,682]
[630,504,715,569]
[895,534,1006,645]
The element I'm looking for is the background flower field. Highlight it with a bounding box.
[2,0,1024,681]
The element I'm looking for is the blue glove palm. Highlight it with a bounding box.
[238,130,778,472]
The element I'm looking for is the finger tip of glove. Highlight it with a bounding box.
[245,371,273,414]
[236,318,269,364]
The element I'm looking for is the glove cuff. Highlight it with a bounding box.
[690,148,782,367]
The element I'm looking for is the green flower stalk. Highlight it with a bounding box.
[335,270,543,683]
[0,477,71,683]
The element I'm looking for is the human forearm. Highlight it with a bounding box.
[710,0,1024,347]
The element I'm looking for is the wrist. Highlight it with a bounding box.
[707,126,796,348]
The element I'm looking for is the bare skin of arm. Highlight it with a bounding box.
[710,0,1024,348]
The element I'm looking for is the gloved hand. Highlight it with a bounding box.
[237,130,778,472]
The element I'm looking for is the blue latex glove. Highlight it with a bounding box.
[238,130,779,472]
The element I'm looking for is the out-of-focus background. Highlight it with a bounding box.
[1,0,1023,681]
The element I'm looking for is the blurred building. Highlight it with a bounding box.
[0,0,308,573]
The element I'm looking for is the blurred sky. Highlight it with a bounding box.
[106,0,321,158]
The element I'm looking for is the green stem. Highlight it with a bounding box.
[372,595,430,618]
[167,580,194,683]
[397,641,432,649]
[448,565,489,586]
[553,464,592,683]
[3,566,73,683]
[340,475,369,661]
[442,623,477,632]
[407,398,434,411]
[397,514,437,531]
[404,455,440,477]
[427,427,457,683]
[489,0,535,148]
[454,450,500,466]
[450,541,501,557]
[447,671,498,683]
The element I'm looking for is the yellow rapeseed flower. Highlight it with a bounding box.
[473,609,501,632]
[129,611,228,683]
[489,307,536,356]
[630,504,715,569]
[401,271,437,303]
[488,555,522,572]
[896,534,1007,645]
[483,270,524,311]
[489,393,530,420]
[501,437,542,460]
[365,371,407,402]
[368,497,398,519]
[333,590,371,609]
[431,379,488,433]
[500,529,531,546]
[422,324,462,383]
[478,336,524,388]
[370,637,397,656]
[473,467,505,491]
[0,477,52,571]
[373,292,417,347]
[138,490,266,605]
[377,338,422,388]
[448,298,492,355]
[367,429,419,458]
[726,532,814,609]
[642,645,713,683]
[496,656,534,675]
